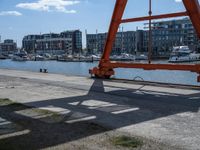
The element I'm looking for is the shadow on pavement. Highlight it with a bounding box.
[0,79,200,149]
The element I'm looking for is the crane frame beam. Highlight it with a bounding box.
[121,12,188,23]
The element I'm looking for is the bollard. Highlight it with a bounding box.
[44,69,48,73]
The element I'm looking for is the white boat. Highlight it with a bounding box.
[12,50,29,61]
[135,54,148,60]
[35,55,45,61]
[91,55,101,61]
[168,46,200,63]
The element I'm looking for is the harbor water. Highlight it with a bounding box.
[0,59,199,86]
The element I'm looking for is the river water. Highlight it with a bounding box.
[0,59,199,86]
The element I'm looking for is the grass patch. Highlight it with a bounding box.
[33,108,61,118]
[0,98,63,123]
[33,108,55,115]
[33,108,63,122]
[111,135,143,148]
[0,98,29,110]
[0,98,16,106]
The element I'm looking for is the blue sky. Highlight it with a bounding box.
[0,0,194,47]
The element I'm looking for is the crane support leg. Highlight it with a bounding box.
[89,0,200,82]
[198,75,200,82]
[183,0,200,38]
[89,0,127,78]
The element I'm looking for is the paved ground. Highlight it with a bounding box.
[0,69,200,150]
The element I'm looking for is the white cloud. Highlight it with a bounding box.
[0,11,22,16]
[16,0,80,13]
[175,0,182,2]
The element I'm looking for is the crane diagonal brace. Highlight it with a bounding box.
[89,0,200,82]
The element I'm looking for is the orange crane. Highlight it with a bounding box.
[89,0,200,82]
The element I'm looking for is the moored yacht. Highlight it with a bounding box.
[12,50,29,61]
[134,54,148,60]
[168,46,200,63]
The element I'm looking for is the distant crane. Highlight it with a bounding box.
[89,0,200,82]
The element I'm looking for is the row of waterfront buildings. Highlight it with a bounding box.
[0,39,17,55]
[0,30,82,55]
[87,18,200,57]
[0,18,200,57]
[22,30,82,55]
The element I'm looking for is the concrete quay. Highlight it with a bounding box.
[0,68,200,150]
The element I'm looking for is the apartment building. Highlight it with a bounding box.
[22,30,82,54]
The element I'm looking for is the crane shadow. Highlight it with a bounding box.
[0,78,200,149]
